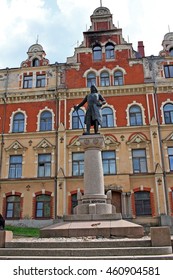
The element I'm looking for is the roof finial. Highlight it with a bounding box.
[100,0,103,7]
[36,35,39,44]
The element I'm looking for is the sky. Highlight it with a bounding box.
[0,0,173,69]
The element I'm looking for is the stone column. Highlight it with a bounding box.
[79,134,107,202]
[75,134,113,215]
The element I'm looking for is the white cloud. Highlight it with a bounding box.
[0,0,173,68]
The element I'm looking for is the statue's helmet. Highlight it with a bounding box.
[90,85,98,92]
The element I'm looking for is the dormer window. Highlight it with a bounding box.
[93,45,102,61]
[33,58,40,67]
[105,43,115,59]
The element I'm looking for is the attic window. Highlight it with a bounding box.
[33,58,40,67]
[105,43,115,59]
[93,45,102,61]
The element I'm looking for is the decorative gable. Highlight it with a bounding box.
[33,139,55,151]
[162,132,173,144]
[67,136,81,148]
[20,43,49,68]
[126,133,150,147]
[5,141,27,153]
[104,134,120,147]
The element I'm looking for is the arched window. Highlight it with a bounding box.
[40,111,52,131]
[134,191,151,216]
[93,45,102,61]
[164,103,173,124]
[105,43,115,59]
[12,112,24,133]
[87,72,96,87]
[129,105,143,126]
[33,58,40,67]
[72,109,85,129]
[114,71,123,86]
[6,195,21,219]
[100,71,110,86]
[35,194,51,218]
[102,107,114,127]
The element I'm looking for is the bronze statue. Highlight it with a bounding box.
[74,85,106,134]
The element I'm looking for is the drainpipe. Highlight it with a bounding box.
[151,56,169,215]
[54,63,59,220]
[0,68,9,180]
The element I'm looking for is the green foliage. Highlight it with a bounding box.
[5,225,40,237]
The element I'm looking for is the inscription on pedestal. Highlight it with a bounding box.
[83,199,106,204]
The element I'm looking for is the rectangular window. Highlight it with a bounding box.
[23,76,32,88]
[164,65,173,78]
[168,147,173,171]
[132,149,147,173]
[9,155,22,178]
[36,75,46,87]
[72,152,84,176]
[38,154,51,177]
[102,151,116,175]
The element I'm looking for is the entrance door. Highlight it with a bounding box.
[111,191,122,213]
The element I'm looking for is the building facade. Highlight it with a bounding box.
[0,5,173,227]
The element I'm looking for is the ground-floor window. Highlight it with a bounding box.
[134,191,151,216]
[35,194,51,218]
[6,195,21,219]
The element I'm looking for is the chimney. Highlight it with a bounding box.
[138,41,145,57]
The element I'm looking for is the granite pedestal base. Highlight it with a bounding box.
[40,219,144,238]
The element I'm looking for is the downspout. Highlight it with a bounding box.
[54,63,59,220]
[151,57,169,215]
[0,68,9,180]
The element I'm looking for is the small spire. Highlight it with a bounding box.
[100,0,102,7]
[168,25,171,33]
[36,35,39,44]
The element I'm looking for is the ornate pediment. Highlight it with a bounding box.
[67,136,81,148]
[104,134,120,147]
[126,133,150,146]
[162,132,173,143]
[5,141,27,152]
[33,139,55,150]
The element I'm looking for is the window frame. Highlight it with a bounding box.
[132,149,147,173]
[36,74,46,88]
[105,43,115,60]
[9,155,22,179]
[23,75,33,89]
[6,195,21,219]
[12,112,25,133]
[72,109,85,129]
[102,150,116,175]
[40,111,52,131]
[134,191,152,216]
[168,147,173,171]
[72,152,84,176]
[100,71,110,86]
[38,154,51,177]
[101,107,114,128]
[114,71,123,86]
[87,72,96,87]
[129,105,143,126]
[35,194,51,218]
[93,45,102,61]
[163,103,173,124]
[164,65,173,78]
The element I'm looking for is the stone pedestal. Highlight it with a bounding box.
[40,134,144,238]
[74,134,116,216]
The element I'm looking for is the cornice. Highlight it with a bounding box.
[1,83,173,104]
